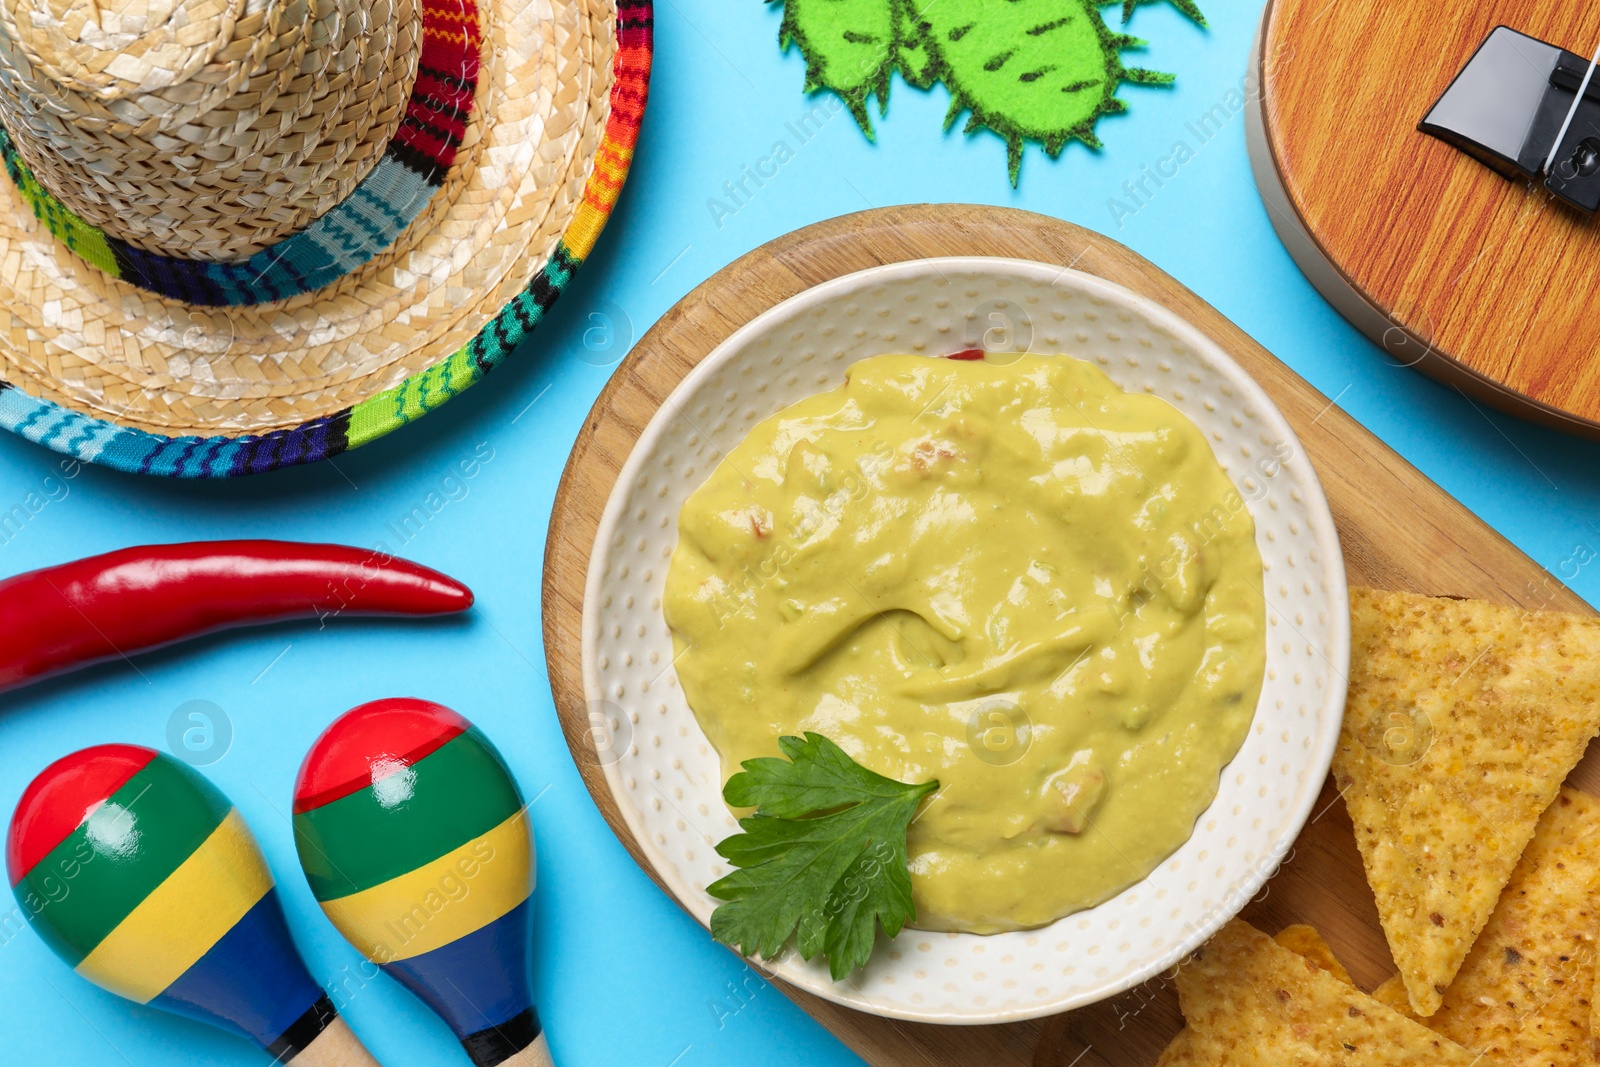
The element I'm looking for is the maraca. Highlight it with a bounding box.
[293,698,549,1067]
[8,745,379,1065]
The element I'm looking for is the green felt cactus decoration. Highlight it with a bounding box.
[893,0,936,90]
[777,0,898,132]
[769,0,1205,186]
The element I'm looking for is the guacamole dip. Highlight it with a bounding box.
[664,354,1266,933]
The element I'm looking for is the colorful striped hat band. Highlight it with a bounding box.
[0,0,481,307]
[294,698,546,1067]
[7,746,358,1063]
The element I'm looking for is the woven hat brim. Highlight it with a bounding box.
[0,0,651,478]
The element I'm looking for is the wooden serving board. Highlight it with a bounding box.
[1250,0,1600,437]
[541,204,1598,1067]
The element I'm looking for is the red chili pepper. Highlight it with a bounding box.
[947,349,987,361]
[0,542,474,692]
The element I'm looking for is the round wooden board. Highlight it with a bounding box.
[1249,0,1600,437]
[541,204,1593,1067]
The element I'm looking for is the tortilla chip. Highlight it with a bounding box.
[1175,919,1479,1064]
[1275,924,1354,985]
[1367,788,1600,1065]
[1370,974,1412,1016]
[1334,588,1600,1016]
[1593,964,1600,1064]
[1422,787,1600,1064]
[1155,925,1353,1066]
[1153,1029,1200,1067]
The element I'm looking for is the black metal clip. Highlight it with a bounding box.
[1421,25,1600,214]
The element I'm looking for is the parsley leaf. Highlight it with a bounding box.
[707,733,939,980]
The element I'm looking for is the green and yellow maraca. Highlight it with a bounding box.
[8,745,380,1065]
[293,698,551,1067]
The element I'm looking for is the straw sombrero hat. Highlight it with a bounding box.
[0,0,650,475]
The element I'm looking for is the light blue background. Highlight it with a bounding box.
[3,1,1599,1064]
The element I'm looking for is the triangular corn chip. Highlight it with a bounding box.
[1593,964,1600,1064]
[1335,588,1600,1015]
[1370,787,1600,1066]
[1156,924,1353,1066]
[1175,919,1478,1064]
[1154,1030,1200,1067]
[1370,974,1409,1014]
[1273,923,1354,986]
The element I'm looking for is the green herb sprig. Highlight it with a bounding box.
[708,733,939,980]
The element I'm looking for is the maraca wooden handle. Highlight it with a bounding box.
[288,1016,383,1067]
[495,1034,554,1067]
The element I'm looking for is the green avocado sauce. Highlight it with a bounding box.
[665,354,1266,933]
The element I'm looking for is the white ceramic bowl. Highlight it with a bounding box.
[581,257,1349,1024]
